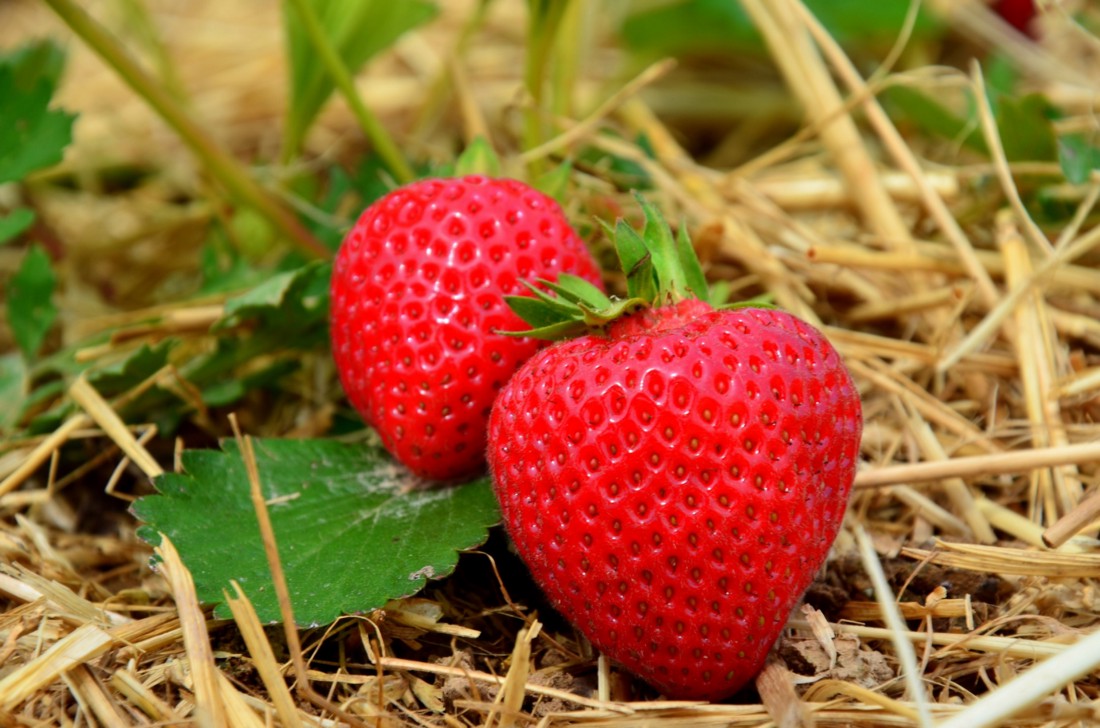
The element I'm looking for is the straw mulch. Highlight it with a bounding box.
[2,0,1100,726]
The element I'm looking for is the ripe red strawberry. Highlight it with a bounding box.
[993,0,1037,38]
[487,199,862,700]
[330,175,603,481]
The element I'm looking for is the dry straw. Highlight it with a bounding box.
[1,0,1100,725]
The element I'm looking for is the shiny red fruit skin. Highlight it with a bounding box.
[488,300,862,700]
[330,176,603,481]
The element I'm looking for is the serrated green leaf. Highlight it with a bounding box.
[7,245,57,360]
[283,0,437,156]
[0,208,35,246]
[132,437,501,625]
[215,260,330,334]
[0,41,76,185]
[1,39,66,89]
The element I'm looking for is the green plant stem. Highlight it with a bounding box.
[413,0,495,140]
[551,0,583,120]
[116,0,190,106]
[285,0,414,185]
[523,0,573,170]
[41,0,329,259]
[410,0,494,143]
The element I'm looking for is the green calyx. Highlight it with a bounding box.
[502,193,713,341]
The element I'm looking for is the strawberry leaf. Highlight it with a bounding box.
[132,437,500,626]
[7,245,57,361]
[0,208,35,246]
[0,40,76,185]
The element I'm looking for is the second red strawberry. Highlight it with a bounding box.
[330,175,604,481]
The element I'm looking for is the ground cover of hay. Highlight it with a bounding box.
[2,0,1100,726]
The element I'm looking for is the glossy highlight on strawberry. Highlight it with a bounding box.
[487,198,862,700]
[330,175,603,481]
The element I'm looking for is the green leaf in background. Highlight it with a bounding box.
[0,208,36,246]
[996,93,1058,163]
[20,340,175,437]
[182,261,331,409]
[1059,133,1100,185]
[621,0,941,59]
[283,0,438,157]
[454,136,502,177]
[214,259,330,335]
[132,437,501,624]
[0,40,76,185]
[1,39,67,89]
[0,353,28,434]
[534,160,572,203]
[885,87,1060,164]
[88,341,173,398]
[881,85,987,156]
[7,245,58,361]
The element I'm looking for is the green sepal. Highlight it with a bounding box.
[636,194,685,297]
[454,136,502,177]
[541,273,613,310]
[579,297,648,326]
[500,318,590,341]
[606,218,656,302]
[676,221,709,304]
[517,280,586,317]
[718,293,777,311]
[504,293,582,331]
[502,192,718,342]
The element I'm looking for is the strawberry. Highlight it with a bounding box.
[330,175,603,481]
[993,0,1037,37]
[487,198,862,700]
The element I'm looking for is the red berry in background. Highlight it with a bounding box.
[993,0,1038,37]
[330,175,603,481]
[487,198,862,700]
